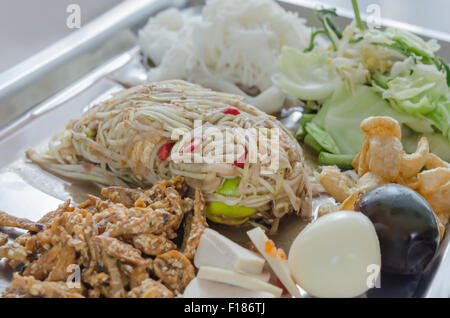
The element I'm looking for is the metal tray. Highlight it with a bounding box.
[0,0,448,298]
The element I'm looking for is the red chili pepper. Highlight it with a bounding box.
[234,146,248,168]
[183,138,202,153]
[82,163,94,172]
[158,141,175,161]
[223,107,240,115]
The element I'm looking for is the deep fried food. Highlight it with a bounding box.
[0,211,44,232]
[0,177,202,298]
[181,189,208,260]
[92,235,145,265]
[23,244,63,280]
[128,278,174,298]
[11,273,84,298]
[101,251,126,298]
[154,250,196,295]
[319,166,355,203]
[320,116,450,230]
[132,233,177,256]
[0,233,8,246]
[418,168,450,225]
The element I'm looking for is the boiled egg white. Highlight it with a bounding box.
[288,211,381,298]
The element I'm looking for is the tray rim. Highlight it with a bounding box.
[0,0,448,298]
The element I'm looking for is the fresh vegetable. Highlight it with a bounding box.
[304,8,341,52]
[318,152,354,168]
[207,177,257,225]
[304,134,323,153]
[222,107,241,115]
[304,122,340,154]
[312,84,407,155]
[206,202,257,225]
[277,0,450,161]
[277,47,340,101]
[355,184,440,275]
[234,146,248,169]
[158,141,175,161]
[215,177,241,197]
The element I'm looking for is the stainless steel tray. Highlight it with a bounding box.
[0,0,448,298]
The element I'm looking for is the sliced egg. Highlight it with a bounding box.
[288,211,381,298]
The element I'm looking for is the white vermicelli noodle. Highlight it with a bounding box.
[138,0,310,113]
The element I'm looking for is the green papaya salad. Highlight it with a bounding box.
[276,0,450,165]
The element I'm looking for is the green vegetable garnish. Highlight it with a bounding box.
[304,134,323,153]
[305,122,340,154]
[209,177,257,225]
[296,114,316,139]
[205,212,249,226]
[216,177,241,197]
[295,125,306,139]
[318,152,354,168]
[352,0,365,31]
[304,7,341,52]
[206,202,257,225]
[85,128,96,139]
[276,0,450,162]
[277,47,340,101]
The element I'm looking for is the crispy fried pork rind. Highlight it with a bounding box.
[0,233,8,246]
[320,116,450,231]
[1,177,207,298]
[418,168,450,225]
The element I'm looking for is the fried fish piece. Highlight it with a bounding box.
[47,246,77,281]
[1,176,204,298]
[181,189,208,260]
[0,210,44,232]
[23,244,63,280]
[101,251,125,298]
[128,278,174,298]
[0,241,29,266]
[38,200,71,225]
[11,273,84,298]
[0,232,8,246]
[103,208,171,237]
[101,187,145,208]
[119,260,153,290]
[153,250,195,295]
[146,176,187,201]
[92,235,145,266]
[101,176,187,208]
[132,233,177,256]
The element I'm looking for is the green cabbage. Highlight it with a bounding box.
[311,84,450,161]
[277,46,340,101]
[372,61,450,142]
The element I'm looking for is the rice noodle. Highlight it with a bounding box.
[138,0,310,113]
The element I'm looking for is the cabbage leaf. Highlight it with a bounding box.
[276,46,340,101]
